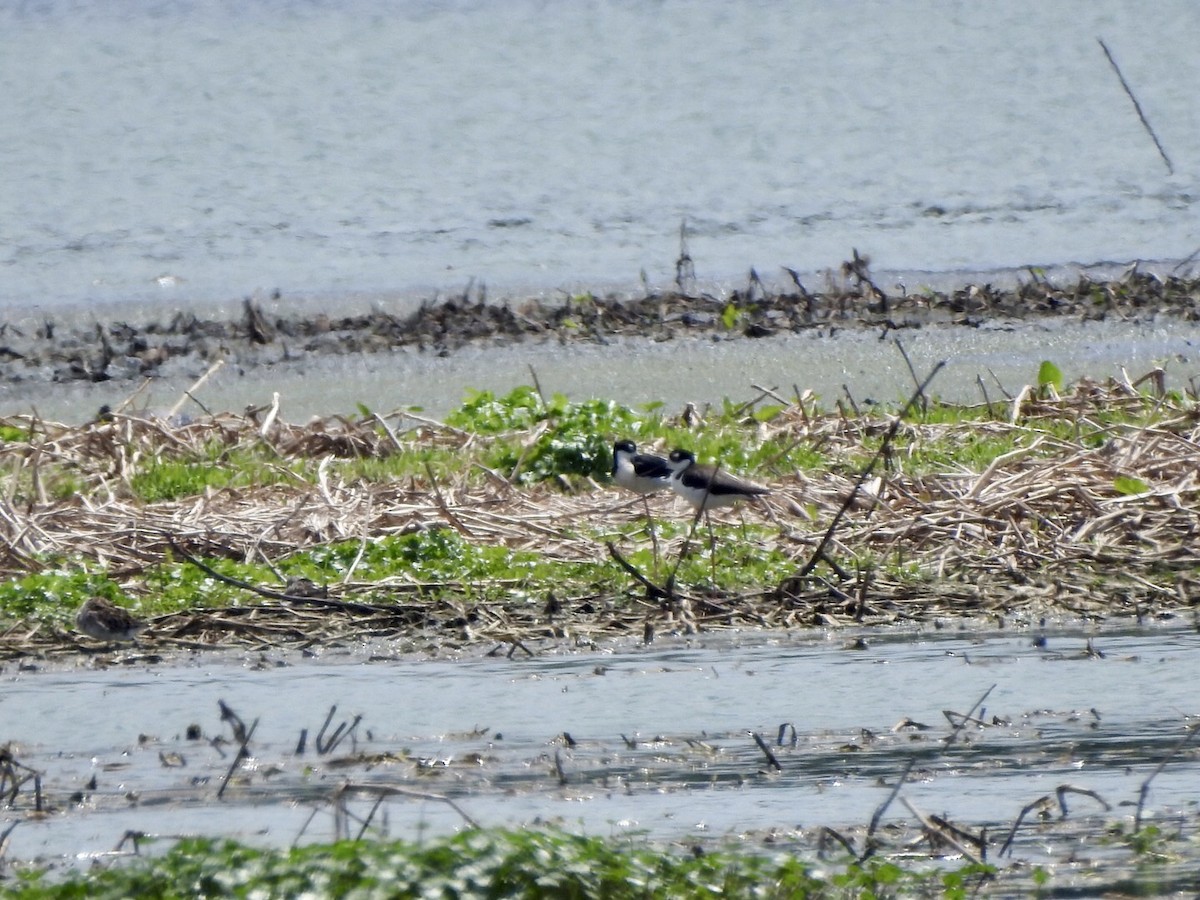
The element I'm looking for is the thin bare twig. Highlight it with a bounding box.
[790,361,945,580]
[1135,721,1200,832]
[1098,37,1173,174]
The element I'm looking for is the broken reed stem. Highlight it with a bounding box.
[817,826,856,859]
[217,717,259,800]
[665,469,722,589]
[862,682,993,862]
[167,358,225,419]
[554,748,568,786]
[0,818,19,854]
[292,806,322,846]
[318,712,362,756]
[424,460,472,536]
[750,731,783,771]
[333,783,480,830]
[892,338,926,413]
[355,794,389,841]
[1097,37,1173,175]
[899,797,984,867]
[167,535,388,614]
[793,360,945,580]
[1134,720,1200,832]
[862,756,916,861]
[315,705,339,754]
[605,541,670,601]
[527,364,548,410]
[944,683,996,748]
[999,784,1112,857]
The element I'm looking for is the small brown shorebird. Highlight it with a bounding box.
[74,596,147,645]
[665,449,770,511]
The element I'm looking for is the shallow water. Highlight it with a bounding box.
[4,620,1198,869]
[2,1,1198,316]
[5,309,1200,423]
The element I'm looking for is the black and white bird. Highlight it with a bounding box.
[665,449,770,511]
[612,440,672,495]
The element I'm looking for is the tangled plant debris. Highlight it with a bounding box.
[2,263,1199,385]
[0,366,1197,659]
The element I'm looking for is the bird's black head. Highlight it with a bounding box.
[668,448,696,466]
[613,439,637,455]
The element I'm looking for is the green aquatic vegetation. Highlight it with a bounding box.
[139,553,280,612]
[886,429,1025,475]
[129,458,236,501]
[441,385,814,486]
[0,523,793,629]
[0,466,86,505]
[0,566,123,623]
[1103,822,1184,865]
[0,423,30,442]
[1113,474,1150,496]
[128,443,304,502]
[846,386,1172,478]
[907,400,996,427]
[300,530,603,594]
[1037,359,1065,393]
[288,524,804,605]
[446,386,646,483]
[445,385,560,434]
[42,471,85,502]
[0,829,1002,898]
[0,828,892,899]
[333,445,466,485]
[4,374,1195,640]
[611,521,797,591]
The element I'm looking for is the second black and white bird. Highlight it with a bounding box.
[665,449,770,511]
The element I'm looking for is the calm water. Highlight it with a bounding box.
[2,0,1199,317]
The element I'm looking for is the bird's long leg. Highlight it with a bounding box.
[702,466,721,585]
[667,499,707,589]
[642,496,662,577]
[705,510,718,585]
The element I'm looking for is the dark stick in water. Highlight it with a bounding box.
[1098,37,1173,174]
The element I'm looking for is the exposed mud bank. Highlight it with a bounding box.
[3,267,1198,388]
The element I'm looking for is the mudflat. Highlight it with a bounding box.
[3,266,1197,390]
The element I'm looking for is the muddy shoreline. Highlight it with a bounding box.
[3,267,1198,390]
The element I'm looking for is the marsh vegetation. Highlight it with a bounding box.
[0,364,1196,657]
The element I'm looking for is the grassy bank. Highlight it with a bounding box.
[0,365,1197,656]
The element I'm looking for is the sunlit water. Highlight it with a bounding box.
[2,1,1198,318]
[3,622,1198,868]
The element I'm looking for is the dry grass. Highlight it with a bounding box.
[1,371,1198,658]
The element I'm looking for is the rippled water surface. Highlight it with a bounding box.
[2,0,1198,315]
[4,622,1198,870]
